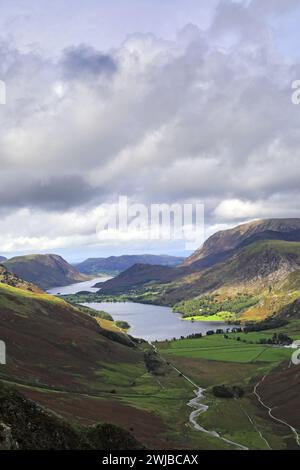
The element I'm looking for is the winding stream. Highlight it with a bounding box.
[187,388,248,450]
[151,343,248,450]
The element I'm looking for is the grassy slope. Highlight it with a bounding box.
[0,282,165,447]
[0,281,237,449]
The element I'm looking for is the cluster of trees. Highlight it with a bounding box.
[173,293,258,318]
[259,333,293,346]
[244,316,288,332]
[115,321,130,330]
[212,385,244,399]
[162,327,242,343]
[144,351,164,375]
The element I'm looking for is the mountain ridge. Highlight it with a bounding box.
[99,219,300,319]
[3,254,88,290]
[183,218,300,267]
[75,254,184,275]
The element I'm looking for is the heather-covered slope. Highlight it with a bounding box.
[0,282,140,390]
[4,254,88,290]
[0,283,177,448]
[0,383,141,450]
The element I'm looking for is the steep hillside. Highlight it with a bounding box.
[100,240,300,322]
[100,219,300,297]
[4,254,88,290]
[279,298,300,320]
[183,218,300,267]
[158,240,300,304]
[0,283,180,448]
[0,383,141,450]
[0,265,43,293]
[255,362,300,432]
[277,269,300,292]
[0,256,7,262]
[75,254,184,275]
[0,282,140,390]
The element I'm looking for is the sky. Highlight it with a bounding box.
[0,0,300,262]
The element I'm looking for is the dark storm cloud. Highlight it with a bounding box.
[61,44,117,79]
[0,175,98,210]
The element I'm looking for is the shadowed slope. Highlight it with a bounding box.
[4,254,88,290]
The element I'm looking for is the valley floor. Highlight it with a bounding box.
[3,323,300,450]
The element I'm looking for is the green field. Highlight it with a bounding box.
[184,311,236,322]
[158,334,292,363]
[153,327,300,450]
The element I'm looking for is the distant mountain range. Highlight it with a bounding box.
[100,218,300,320]
[3,254,88,290]
[0,253,184,291]
[0,256,7,262]
[74,254,185,275]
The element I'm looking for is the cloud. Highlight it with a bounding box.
[0,1,299,255]
[61,44,117,79]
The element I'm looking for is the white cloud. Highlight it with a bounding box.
[0,1,299,256]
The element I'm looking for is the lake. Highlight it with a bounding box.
[82,301,236,341]
[47,276,112,295]
[48,278,237,342]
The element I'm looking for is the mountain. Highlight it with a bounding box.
[0,256,6,262]
[100,239,300,301]
[183,218,300,267]
[0,264,43,293]
[3,254,88,290]
[158,240,300,305]
[75,254,185,275]
[94,263,178,291]
[99,219,300,320]
[100,218,300,297]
